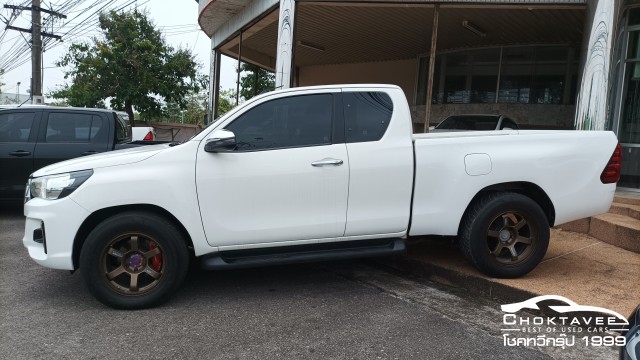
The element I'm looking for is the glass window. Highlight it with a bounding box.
[443,53,469,104]
[415,57,429,106]
[444,77,467,104]
[531,75,565,104]
[46,113,99,142]
[620,32,640,144]
[115,113,131,144]
[0,112,35,142]
[629,31,640,61]
[499,47,535,104]
[629,7,640,26]
[419,45,575,106]
[344,92,393,143]
[226,94,333,151]
[470,49,500,104]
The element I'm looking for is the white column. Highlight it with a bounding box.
[275,0,295,89]
[575,0,616,130]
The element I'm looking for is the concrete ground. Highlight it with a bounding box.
[383,228,640,318]
[1,208,556,360]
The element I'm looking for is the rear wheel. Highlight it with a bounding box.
[459,192,549,278]
[80,211,189,309]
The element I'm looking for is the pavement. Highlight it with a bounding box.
[380,227,640,318]
[1,209,558,360]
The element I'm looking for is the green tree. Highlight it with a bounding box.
[50,10,201,125]
[239,63,274,101]
[217,88,237,117]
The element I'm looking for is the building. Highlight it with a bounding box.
[0,93,31,105]
[197,0,640,191]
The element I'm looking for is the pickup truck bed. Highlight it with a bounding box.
[21,84,620,309]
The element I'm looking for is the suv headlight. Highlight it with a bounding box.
[28,169,94,201]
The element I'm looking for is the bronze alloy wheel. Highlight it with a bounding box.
[485,211,536,265]
[459,191,550,278]
[100,233,165,296]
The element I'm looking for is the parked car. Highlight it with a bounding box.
[431,114,519,132]
[22,85,620,309]
[0,106,136,201]
[132,126,156,141]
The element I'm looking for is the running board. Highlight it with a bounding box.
[200,238,406,270]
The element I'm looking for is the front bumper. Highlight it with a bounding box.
[23,196,90,270]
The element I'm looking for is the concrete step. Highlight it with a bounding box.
[609,202,640,220]
[614,194,640,207]
[588,213,640,254]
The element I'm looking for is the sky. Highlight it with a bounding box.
[0,0,237,99]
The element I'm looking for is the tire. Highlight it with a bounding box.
[459,192,550,278]
[80,211,189,309]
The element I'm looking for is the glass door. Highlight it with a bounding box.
[619,11,640,189]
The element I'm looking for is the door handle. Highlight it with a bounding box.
[8,150,31,157]
[81,151,99,156]
[311,158,343,167]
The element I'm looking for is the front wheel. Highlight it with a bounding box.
[80,211,189,309]
[459,192,550,278]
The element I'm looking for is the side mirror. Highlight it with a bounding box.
[204,129,236,153]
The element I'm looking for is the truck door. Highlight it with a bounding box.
[196,91,349,248]
[33,110,110,171]
[0,110,40,200]
[342,90,414,237]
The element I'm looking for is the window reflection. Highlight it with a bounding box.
[418,45,578,106]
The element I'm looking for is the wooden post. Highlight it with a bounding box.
[423,5,439,133]
[236,31,243,105]
[211,49,221,120]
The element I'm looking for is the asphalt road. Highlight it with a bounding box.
[0,205,602,359]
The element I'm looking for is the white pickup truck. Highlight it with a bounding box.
[22,85,621,309]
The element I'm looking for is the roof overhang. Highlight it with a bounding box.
[198,0,253,37]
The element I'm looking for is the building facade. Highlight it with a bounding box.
[198,0,640,190]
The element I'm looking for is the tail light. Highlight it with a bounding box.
[600,143,622,184]
[142,131,154,141]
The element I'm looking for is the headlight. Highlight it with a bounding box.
[28,169,93,201]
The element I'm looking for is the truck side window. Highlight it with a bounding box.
[225,94,333,151]
[46,113,104,143]
[115,113,131,144]
[0,112,36,142]
[344,92,393,143]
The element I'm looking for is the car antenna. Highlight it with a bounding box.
[17,97,31,108]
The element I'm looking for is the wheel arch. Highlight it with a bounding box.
[72,204,195,269]
[460,182,556,232]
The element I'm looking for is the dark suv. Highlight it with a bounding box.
[0,106,133,201]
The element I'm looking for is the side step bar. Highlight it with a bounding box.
[200,238,406,270]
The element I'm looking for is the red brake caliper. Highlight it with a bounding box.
[149,241,162,272]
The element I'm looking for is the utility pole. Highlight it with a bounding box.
[32,0,42,103]
[3,1,65,104]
